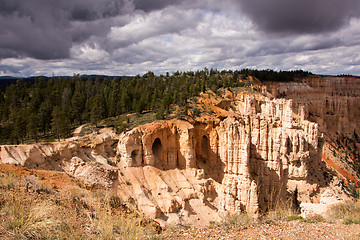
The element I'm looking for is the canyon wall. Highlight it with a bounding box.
[116,94,333,224]
[265,76,360,180]
[0,76,358,226]
[0,129,119,188]
[267,77,360,140]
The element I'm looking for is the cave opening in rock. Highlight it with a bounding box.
[152,138,162,166]
[201,135,209,164]
[131,150,139,167]
[286,137,292,153]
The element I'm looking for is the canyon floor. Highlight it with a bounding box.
[161,221,360,240]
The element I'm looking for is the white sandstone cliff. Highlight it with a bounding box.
[0,89,355,226]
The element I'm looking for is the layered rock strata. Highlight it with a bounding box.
[0,129,119,188]
[1,77,358,225]
[264,76,360,181]
[116,94,331,223]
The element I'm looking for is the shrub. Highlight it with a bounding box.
[286,215,303,221]
[327,200,360,224]
[191,107,201,117]
[0,173,160,239]
[221,212,256,228]
[34,182,53,194]
[0,173,18,189]
[262,208,300,224]
[302,214,325,223]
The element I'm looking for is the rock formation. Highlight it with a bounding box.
[115,93,331,223]
[265,76,360,179]
[0,128,119,188]
[0,76,359,226]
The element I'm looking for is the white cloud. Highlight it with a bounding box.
[0,1,359,76]
[107,7,200,49]
[71,43,110,62]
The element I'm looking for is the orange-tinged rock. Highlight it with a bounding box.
[0,76,359,226]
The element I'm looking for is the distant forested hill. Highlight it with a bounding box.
[0,69,312,144]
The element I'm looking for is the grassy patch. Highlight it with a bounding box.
[262,208,301,224]
[164,223,191,239]
[221,212,257,229]
[302,214,325,223]
[0,171,161,239]
[0,172,19,189]
[286,215,303,221]
[86,111,158,134]
[327,200,360,224]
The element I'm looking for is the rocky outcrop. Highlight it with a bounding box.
[264,76,360,190]
[67,156,118,188]
[115,93,333,223]
[300,188,344,218]
[0,128,119,188]
[265,77,360,163]
[117,120,196,170]
[0,76,358,226]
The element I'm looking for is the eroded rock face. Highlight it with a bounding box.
[0,128,119,188]
[0,77,358,226]
[116,94,332,223]
[266,77,360,175]
[269,77,360,139]
[117,120,196,170]
[300,188,344,218]
[67,156,118,188]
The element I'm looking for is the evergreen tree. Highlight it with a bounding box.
[90,94,104,127]
[120,91,130,114]
[51,106,70,141]
[9,108,27,144]
[27,113,40,142]
[0,69,314,144]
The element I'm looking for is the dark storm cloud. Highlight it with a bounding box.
[0,62,28,74]
[236,0,360,34]
[245,36,342,57]
[132,0,182,12]
[0,2,72,59]
[70,0,130,21]
[0,0,133,60]
[0,1,18,15]
[1,0,359,76]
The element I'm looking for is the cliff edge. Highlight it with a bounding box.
[1,76,359,226]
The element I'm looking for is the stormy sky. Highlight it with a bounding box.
[0,0,359,76]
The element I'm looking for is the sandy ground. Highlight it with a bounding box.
[0,164,80,192]
[161,221,360,240]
